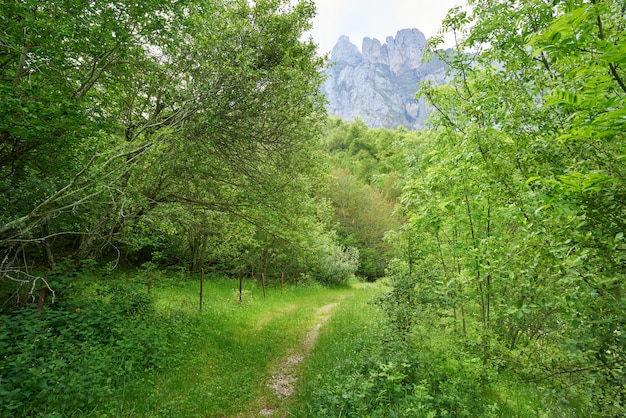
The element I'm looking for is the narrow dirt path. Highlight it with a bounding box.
[238,300,344,417]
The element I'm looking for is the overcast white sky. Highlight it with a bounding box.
[307,0,466,55]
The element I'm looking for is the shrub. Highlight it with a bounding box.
[311,243,359,285]
[0,282,188,417]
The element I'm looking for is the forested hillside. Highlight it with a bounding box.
[1,0,625,416]
[320,117,416,279]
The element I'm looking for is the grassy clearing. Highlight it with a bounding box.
[3,270,586,417]
[100,274,358,417]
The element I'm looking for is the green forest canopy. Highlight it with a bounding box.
[1,0,344,283]
[391,0,625,414]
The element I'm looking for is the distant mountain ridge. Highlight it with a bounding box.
[321,28,447,130]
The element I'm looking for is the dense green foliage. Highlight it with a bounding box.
[0,0,361,295]
[376,0,626,415]
[0,270,196,416]
[0,1,363,414]
[2,0,625,414]
[321,118,418,279]
[1,269,357,417]
[293,0,625,414]
[293,282,581,417]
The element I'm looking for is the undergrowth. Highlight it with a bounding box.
[1,262,352,417]
[0,270,197,417]
[2,264,597,417]
[291,281,591,418]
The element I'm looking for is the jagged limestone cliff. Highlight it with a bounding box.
[322,29,447,130]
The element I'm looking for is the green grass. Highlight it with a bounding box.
[98,274,359,417]
[288,282,388,417]
[4,269,590,417]
[288,281,591,418]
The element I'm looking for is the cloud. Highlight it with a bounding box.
[308,0,464,54]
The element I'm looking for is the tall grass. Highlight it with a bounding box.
[289,281,587,418]
[289,282,387,417]
[4,268,586,417]
[100,273,357,417]
[0,265,360,417]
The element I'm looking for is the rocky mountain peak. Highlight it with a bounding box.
[361,37,386,65]
[331,35,363,66]
[361,29,427,75]
[322,29,447,130]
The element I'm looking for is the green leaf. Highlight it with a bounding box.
[546,89,582,107]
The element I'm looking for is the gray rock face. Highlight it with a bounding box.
[322,28,447,130]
